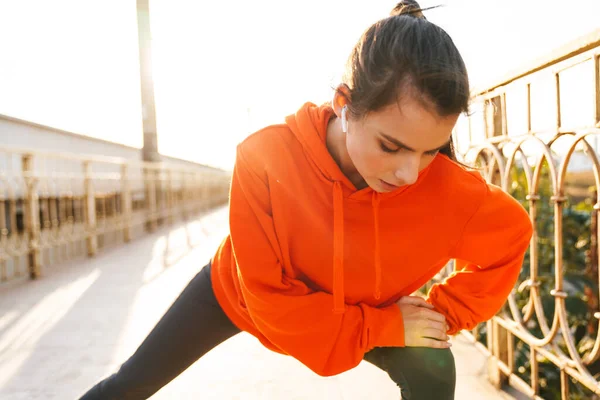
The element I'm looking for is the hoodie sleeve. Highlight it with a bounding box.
[427,184,533,335]
[229,145,405,377]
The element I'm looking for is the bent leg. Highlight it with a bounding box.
[364,346,456,399]
[79,263,241,400]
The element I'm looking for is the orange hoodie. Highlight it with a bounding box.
[211,102,533,377]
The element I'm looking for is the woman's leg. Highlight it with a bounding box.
[79,263,241,400]
[364,346,456,400]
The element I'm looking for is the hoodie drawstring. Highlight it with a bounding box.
[332,181,345,314]
[331,182,383,314]
[372,192,382,300]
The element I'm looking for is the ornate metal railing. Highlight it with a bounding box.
[0,146,230,282]
[438,29,600,399]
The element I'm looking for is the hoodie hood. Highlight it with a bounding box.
[285,102,354,190]
[285,102,433,198]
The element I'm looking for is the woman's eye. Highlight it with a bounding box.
[380,143,399,153]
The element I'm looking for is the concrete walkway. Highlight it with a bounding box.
[0,206,514,399]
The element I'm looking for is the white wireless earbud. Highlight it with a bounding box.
[341,105,348,133]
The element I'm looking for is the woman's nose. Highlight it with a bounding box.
[394,158,420,185]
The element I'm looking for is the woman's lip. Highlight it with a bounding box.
[380,179,400,190]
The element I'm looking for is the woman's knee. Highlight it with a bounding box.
[365,346,456,399]
[402,347,455,380]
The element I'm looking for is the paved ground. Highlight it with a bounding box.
[0,206,515,399]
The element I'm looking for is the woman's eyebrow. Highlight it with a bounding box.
[379,132,451,153]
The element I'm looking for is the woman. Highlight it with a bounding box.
[80,2,532,399]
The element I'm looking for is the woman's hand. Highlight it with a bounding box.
[396,296,451,349]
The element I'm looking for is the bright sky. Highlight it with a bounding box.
[0,0,599,170]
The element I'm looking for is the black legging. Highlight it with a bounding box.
[79,263,455,400]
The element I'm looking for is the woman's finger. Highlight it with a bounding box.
[419,338,452,349]
[419,308,446,323]
[398,296,434,308]
[421,319,445,333]
[421,328,449,341]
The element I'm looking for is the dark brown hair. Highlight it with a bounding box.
[342,1,470,161]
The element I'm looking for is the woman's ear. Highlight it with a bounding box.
[332,84,351,118]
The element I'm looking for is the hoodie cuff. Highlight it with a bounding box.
[368,303,405,349]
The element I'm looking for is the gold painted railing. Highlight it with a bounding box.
[440,29,600,399]
[0,146,230,282]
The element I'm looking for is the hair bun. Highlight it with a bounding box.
[390,1,426,19]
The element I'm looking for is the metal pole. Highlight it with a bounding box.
[136,0,160,163]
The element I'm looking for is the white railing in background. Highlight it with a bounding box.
[0,146,230,282]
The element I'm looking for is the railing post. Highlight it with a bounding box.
[0,196,7,281]
[530,348,539,396]
[58,189,67,261]
[201,172,208,211]
[144,167,157,232]
[180,170,187,221]
[487,318,509,389]
[121,164,132,242]
[190,172,198,215]
[166,170,174,225]
[155,168,164,226]
[84,161,97,256]
[187,171,193,218]
[594,54,599,127]
[555,72,562,131]
[22,154,41,278]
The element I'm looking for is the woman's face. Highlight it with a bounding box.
[343,96,459,193]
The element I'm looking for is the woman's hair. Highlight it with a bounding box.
[342,0,470,161]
